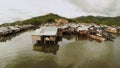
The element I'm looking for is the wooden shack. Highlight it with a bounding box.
[32,26,60,45]
[88,25,98,35]
[77,25,90,36]
[106,27,117,34]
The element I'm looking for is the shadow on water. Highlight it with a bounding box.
[5,51,61,68]
[33,43,59,55]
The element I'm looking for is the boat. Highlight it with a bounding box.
[88,34,105,42]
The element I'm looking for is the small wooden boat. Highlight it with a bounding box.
[88,34,105,42]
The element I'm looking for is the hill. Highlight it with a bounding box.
[0,13,67,26]
[1,13,120,26]
[71,16,120,26]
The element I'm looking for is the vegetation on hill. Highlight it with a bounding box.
[0,13,67,26]
[0,13,120,27]
[71,16,120,26]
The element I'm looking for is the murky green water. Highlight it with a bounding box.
[0,30,120,68]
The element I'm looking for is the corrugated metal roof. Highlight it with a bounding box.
[32,26,58,36]
[78,25,89,31]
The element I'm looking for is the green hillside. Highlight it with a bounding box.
[71,16,120,26]
[1,13,120,26]
[1,13,67,26]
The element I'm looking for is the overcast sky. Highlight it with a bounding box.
[0,0,119,24]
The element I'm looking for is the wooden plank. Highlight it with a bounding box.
[32,35,41,40]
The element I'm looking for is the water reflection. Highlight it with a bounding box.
[0,29,34,42]
[62,34,102,43]
[63,34,87,40]
[0,31,24,42]
[0,30,119,68]
[33,43,59,55]
[57,41,114,68]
